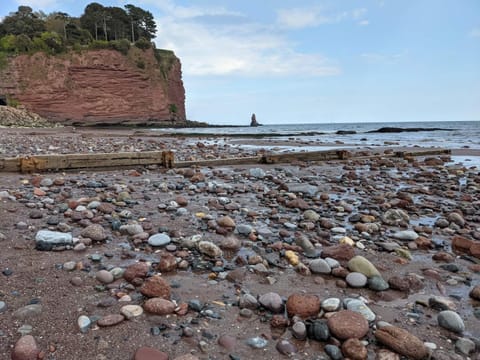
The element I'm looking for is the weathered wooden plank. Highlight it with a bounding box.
[0,148,451,173]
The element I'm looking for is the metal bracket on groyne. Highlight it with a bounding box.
[0,148,451,173]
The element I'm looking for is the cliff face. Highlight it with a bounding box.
[0,48,186,126]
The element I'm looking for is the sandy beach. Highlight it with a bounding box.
[1,127,479,360]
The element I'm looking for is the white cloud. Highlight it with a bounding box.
[276,7,337,29]
[154,17,339,77]
[361,50,408,64]
[147,2,340,77]
[276,6,368,29]
[470,28,480,38]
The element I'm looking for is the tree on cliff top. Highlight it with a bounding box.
[0,6,46,38]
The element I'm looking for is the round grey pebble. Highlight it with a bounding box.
[148,233,171,247]
[368,276,389,291]
[0,301,6,313]
[324,344,342,360]
[438,310,465,333]
[346,272,368,287]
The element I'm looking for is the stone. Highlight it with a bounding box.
[346,272,368,287]
[239,294,258,309]
[276,339,298,356]
[218,335,236,350]
[134,347,169,360]
[321,298,341,312]
[246,337,268,349]
[140,275,171,299]
[249,168,265,178]
[388,275,423,292]
[0,301,6,313]
[14,304,42,320]
[96,270,114,284]
[306,319,330,341]
[148,233,171,247]
[120,305,143,318]
[35,230,73,251]
[455,337,476,355]
[342,338,368,360]
[157,253,177,272]
[375,325,430,360]
[382,209,410,225]
[143,298,176,315]
[97,314,125,327]
[120,224,144,236]
[437,310,465,333]
[217,215,236,228]
[292,321,307,340]
[428,296,457,311]
[286,293,321,318]
[348,256,381,278]
[321,244,355,261]
[236,224,253,236]
[197,240,223,258]
[368,276,389,291]
[259,292,283,313]
[324,344,342,360]
[81,224,107,241]
[327,310,369,339]
[345,299,376,322]
[123,262,150,284]
[392,230,418,241]
[469,285,480,301]
[11,335,40,360]
[304,209,320,221]
[309,258,332,274]
[448,212,465,226]
[376,349,400,360]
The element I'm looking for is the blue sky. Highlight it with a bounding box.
[1,0,480,125]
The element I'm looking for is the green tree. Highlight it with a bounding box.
[80,3,106,41]
[125,4,156,41]
[1,6,46,38]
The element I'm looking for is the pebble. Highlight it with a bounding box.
[286,293,320,318]
[345,298,376,322]
[392,230,419,241]
[0,301,6,313]
[96,270,114,284]
[375,325,430,360]
[346,272,368,288]
[276,339,298,355]
[469,285,480,300]
[143,298,176,315]
[327,310,369,339]
[368,275,389,291]
[11,335,39,360]
[14,304,42,320]
[140,275,171,299]
[218,335,236,350]
[309,258,332,274]
[134,347,169,360]
[97,314,125,327]
[306,319,330,341]
[35,230,73,251]
[246,336,268,349]
[437,310,465,333]
[197,240,223,258]
[455,337,476,355]
[148,233,171,247]
[324,344,343,360]
[347,256,381,278]
[292,321,307,340]
[81,224,107,241]
[342,338,368,360]
[78,315,91,333]
[259,292,283,313]
[120,305,143,318]
[322,298,341,312]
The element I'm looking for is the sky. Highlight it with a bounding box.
[1,0,480,125]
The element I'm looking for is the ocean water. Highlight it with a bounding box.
[154,120,480,150]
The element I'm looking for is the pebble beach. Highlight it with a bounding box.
[1,127,479,360]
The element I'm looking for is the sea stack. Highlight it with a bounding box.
[250,113,261,127]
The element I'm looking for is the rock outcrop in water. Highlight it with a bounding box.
[0,48,186,126]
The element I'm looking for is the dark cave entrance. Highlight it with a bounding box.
[0,96,7,106]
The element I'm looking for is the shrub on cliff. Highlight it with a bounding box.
[110,39,130,55]
[134,37,151,50]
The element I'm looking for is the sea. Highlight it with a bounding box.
[153,120,480,168]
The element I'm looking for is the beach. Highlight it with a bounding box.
[0,127,479,360]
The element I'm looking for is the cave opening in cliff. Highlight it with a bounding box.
[0,96,6,106]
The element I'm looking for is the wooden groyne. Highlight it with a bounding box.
[0,148,451,173]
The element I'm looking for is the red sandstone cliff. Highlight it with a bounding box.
[0,48,186,126]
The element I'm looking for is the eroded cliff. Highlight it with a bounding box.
[0,47,186,126]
